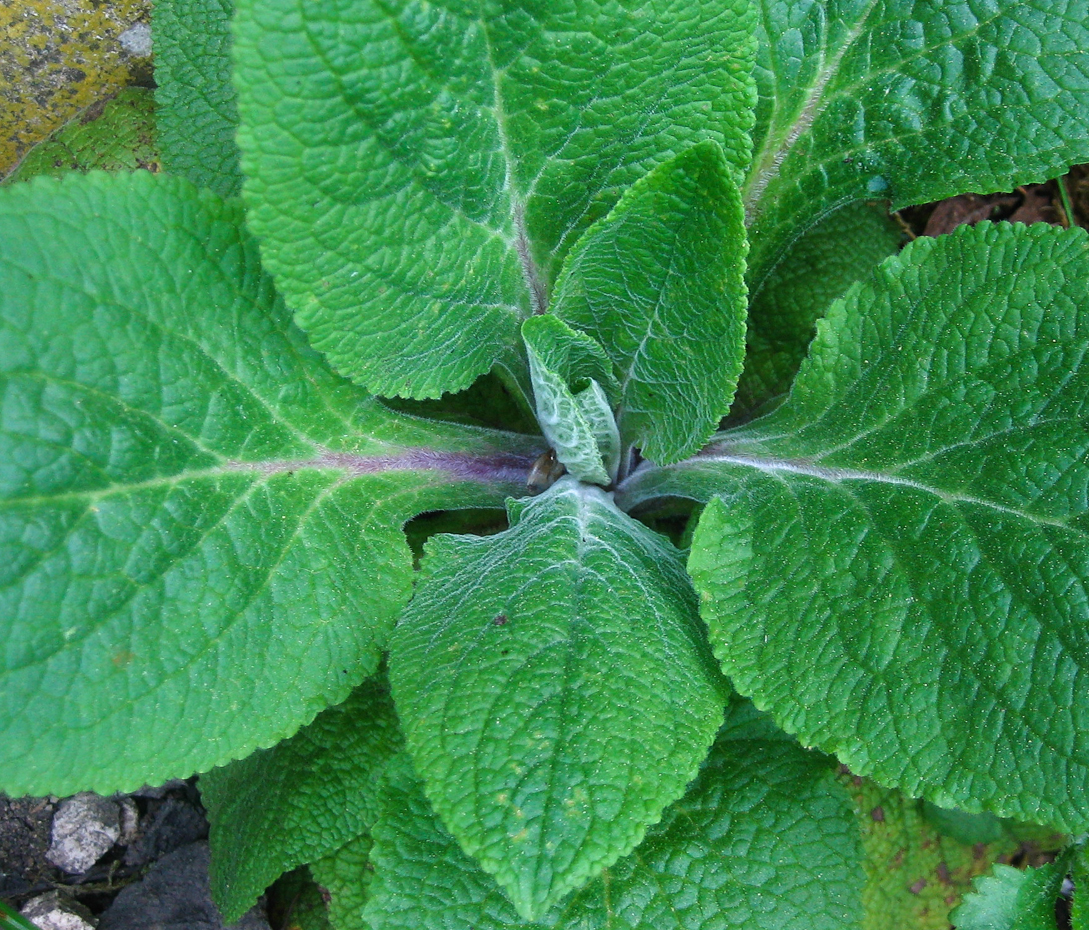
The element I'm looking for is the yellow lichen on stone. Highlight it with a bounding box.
[0,0,152,176]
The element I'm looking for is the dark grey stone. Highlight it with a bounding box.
[98,842,269,930]
[123,798,208,868]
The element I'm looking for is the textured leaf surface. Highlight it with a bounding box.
[154,0,243,198]
[310,834,374,930]
[951,860,1069,930]
[523,315,619,484]
[202,674,400,922]
[389,477,725,919]
[842,776,1033,930]
[3,88,158,185]
[732,201,901,421]
[553,142,748,464]
[0,172,542,796]
[365,699,862,929]
[231,0,756,398]
[650,223,1089,830]
[745,0,1089,286]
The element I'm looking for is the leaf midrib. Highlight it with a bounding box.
[693,451,1076,530]
[2,449,538,508]
[742,0,881,221]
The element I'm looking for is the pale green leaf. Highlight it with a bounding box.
[952,861,1068,930]
[201,674,400,922]
[3,88,158,185]
[842,777,1036,930]
[310,834,375,930]
[388,477,726,920]
[745,0,1089,287]
[231,0,756,399]
[552,141,748,464]
[365,698,862,929]
[154,0,243,198]
[0,172,543,797]
[625,222,1089,830]
[523,315,619,484]
[732,200,902,421]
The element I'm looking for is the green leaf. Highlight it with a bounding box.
[365,699,862,929]
[745,0,1089,288]
[0,172,543,797]
[523,315,620,485]
[310,834,375,930]
[842,776,1036,930]
[732,201,902,421]
[1073,850,1089,930]
[3,88,158,185]
[552,141,748,464]
[388,477,726,920]
[664,222,1089,830]
[154,0,243,198]
[201,673,401,922]
[231,0,756,399]
[952,859,1069,930]
[270,869,334,930]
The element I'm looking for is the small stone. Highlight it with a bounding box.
[21,891,96,930]
[46,793,121,875]
[117,23,152,57]
[117,797,140,846]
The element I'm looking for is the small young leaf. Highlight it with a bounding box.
[0,172,541,797]
[658,223,1089,830]
[745,0,1089,287]
[389,478,726,920]
[154,0,243,198]
[201,674,401,923]
[553,141,749,464]
[231,0,756,398]
[952,860,1069,930]
[732,201,902,421]
[523,315,620,484]
[365,699,862,929]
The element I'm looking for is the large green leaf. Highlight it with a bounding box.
[388,477,725,920]
[745,0,1089,287]
[231,0,756,399]
[201,673,401,922]
[626,223,1089,830]
[731,201,901,421]
[154,0,243,198]
[364,698,862,929]
[0,172,543,797]
[552,142,749,465]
